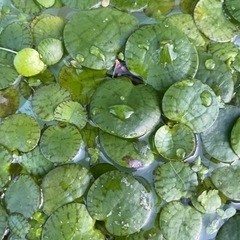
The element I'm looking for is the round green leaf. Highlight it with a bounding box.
[36,0,55,8]
[41,203,104,240]
[159,201,202,240]
[99,131,155,169]
[154,161,198,202]
[162,79,219,133]
[61,0,100,9]
[53,100,87,129]
[211,166,240,201]
[0,65,19,90]
[63,8,138,70]
[87,170,153,236]
[31,83,71,121]
[11,0,41,14]
[231,117,240,157]
[39,124,83,163]
[0,145,12,190]
[201,105,240,162]
[194,0,239,42]
[5,175,40,218]
[216,214,240,240]
[21,146,54,176]
[224,0,240,23]
[0,113,41,152]
[42,164,92,215]
[58,65,106,105]
[32,15,65,46]
[8,213,31,239]
[0,205,8,239]
[111,0,148,11]
[125,23,199,91]
[0,88,19,118]
[195,49,234,103]
[0,23,33,51]
[37,38,63,65]
[90,78,161,138]
[154,123,196,161]
[13,48,45,77]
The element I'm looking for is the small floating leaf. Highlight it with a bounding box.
[5,175,40,218]
[87,170,153,236]
[13,48,45,77]
[154,123,196,161]
[0,113,41,152]
[230,117,240,157]
[31,83,71,121]
[154,161,198,202]
[42,164,92,214]
[41,203,104,239]
[39,124,82,163]
[162,79,219,133]
[160,201,202,240]
[90,78,161,138]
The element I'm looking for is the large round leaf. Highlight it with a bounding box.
[194,0,239,42]
[201,105,240,162]
[211,166,240,201]
[159,201,202,240]
[162,79,219,133]
[0,114,41,152]
[87,170,153,236]
[154,123,196,161]
[231,117,240,157]
[39,124,83,163]
[42,164,92,215]
[216,214,240,240]
[99,131,154,169]
[5,175,40,218]
[154,161,198,202]
[90,78,161,138]
[63,8,138,70]
[125,23,199,91]
[41,203,104,240]
[31,83,71,121]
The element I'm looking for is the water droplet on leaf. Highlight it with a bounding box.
[90,46,106,62]
[76,54,84,63]
[200,90,213,107]
[159,40,178,65]
[138,43,149,51]
[205,59,215,70]
[108,104,134,120]
[176,148,186,158]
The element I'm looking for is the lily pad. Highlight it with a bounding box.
[61,0,100,9]
[154,161,198,202]
[0,113,41,152]
[154,123,196,161]
[195,49,234,103]
[201,105,240,162]
[36,0,55,8]
[11,0,41,14]
[194,0,239,42]
[37,38,63,65]
[0,22,33,51]
[0,205,8,239]
[53,100,87,129]
[63,8,138,70]
[162,79,219,133]
[224,0,240,23]
[5,175,40,218]
[39,124,83,163]
[99,131,154,169]
[159,201,202,240]
[31,83,71,121]
[87,170,153,236]
[42,164,92,214]
[90,78,161,138]
[211,166,240,201]
[13,48,45,77]
[41,203,105,240]
[0,145,12,190]
[111,0,148,11]
[230,117,240,157]
[0,65,19,90]
[0,49,15,66]
[0,88,19,118]
[58,65,106,105]
[125,23,199,91]
[216,214,240,240]
[21,146,54,176]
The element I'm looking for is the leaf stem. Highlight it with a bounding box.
[0,47,17,54]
